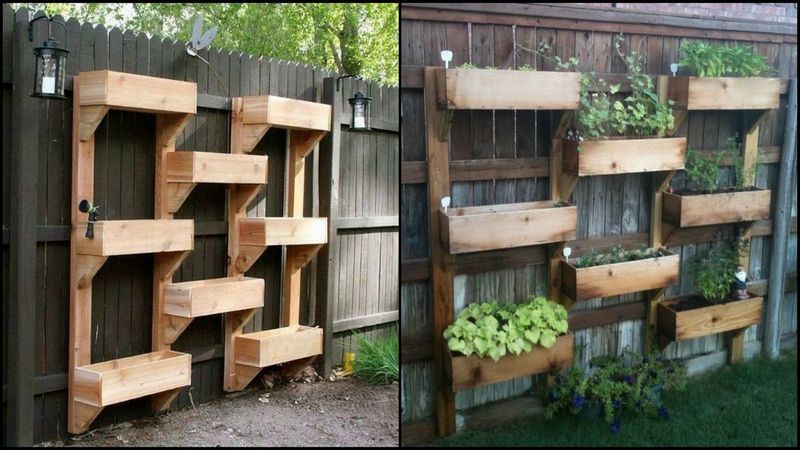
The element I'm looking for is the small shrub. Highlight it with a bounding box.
[684,148,725,193]
[352,330,398,384]
[689,234,749,304]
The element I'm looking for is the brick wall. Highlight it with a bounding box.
[567,3,797,24]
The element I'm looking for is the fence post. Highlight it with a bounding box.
[765,78,797,359]
[6,7,39,446]
[315,77,342,377]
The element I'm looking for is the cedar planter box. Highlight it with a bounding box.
[561,250,679,301]
[75,220,194,256]
[164,276,265,318]
[239,217,328,246]
[436,68,580,110]
[73,350,191,407]
[166,152,268,185]
[663,189,771,227]
[235,325,323,367]
[445,333,574,393]
[658,294,763,341]
[668,76,780,110]
[563,137,686,176]
[439,200,577,254]
[79,70,197,114]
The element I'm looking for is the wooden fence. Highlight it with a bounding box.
[2,6,398,445]
[399,2,797,437]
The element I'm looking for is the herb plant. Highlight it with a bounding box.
[688,234,749,304]
[572,244,667,269]
[577,34,675,143]
[678,42,774,78]
[684,148,725,193]
[728,133,756,189]
[443,297,569,362]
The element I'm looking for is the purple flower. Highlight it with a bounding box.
[624,374,636,385]
[613,399,622,410]
[658,405,670,419]
[610,419,622,433]
[571,394,585,409]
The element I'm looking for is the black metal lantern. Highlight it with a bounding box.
[348,91,373,131]
[29,15,69,99]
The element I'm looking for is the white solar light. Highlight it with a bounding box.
[670,63,679,77]
[563,246,572,263]
[441,50,453,68]
[441,196,451,212]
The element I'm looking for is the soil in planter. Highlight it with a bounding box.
[572,248,671,269]
[672,186,763,196]
[668,294,753,312]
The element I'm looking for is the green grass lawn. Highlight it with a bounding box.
[430,350,797,447]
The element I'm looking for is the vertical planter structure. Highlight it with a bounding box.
[650,75,780,359]
[425,67,581,437]
[225,95,331,391]
[69,70,273,434]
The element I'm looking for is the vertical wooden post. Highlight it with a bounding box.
[282,132,307,327]
[315,77,341,377]
[765,78,797,359]
[7,11,39,444]
[728,112,762,364]
[426,67,456,436]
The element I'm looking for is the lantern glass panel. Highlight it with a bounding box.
[38,51,58,95]
[353,102,367,129]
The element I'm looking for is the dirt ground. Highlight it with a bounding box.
[39,375,398,447]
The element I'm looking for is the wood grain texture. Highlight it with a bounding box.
[78,70,197,114]
[440,68,580,110]
[447,333,574,392]
[563,137,687,176]
[658,296,763,341]
[164,277,265,318]
[234,325,323,367]
[240,95,331,131]
[73,350,191,407]
[663,189,772,227]
[669,76,781,110]
[166,151,268,184]
[440,201,578,254]
[75,220,194,256]
[561,251,679,300]
[238,217,328,246]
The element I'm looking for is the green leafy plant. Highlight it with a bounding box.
[684,148,725,193]
[577,34,675,143]
[572,245,667,269]
[728,133,756,189]
[443,297,569,362]
[689,234,749,304]
[457,62,477,69]
[678,42,774,78]
[545,349,686,431]
[514,41,580,72]
[517,63,536,72]
[351,329,398,384]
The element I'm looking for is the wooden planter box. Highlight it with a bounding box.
[164,276,265,318]
[75,220,194,256]
[439,200,577,254]
[658,294,763,341]
[73,350,191,407]
[668,76,781,110]
[663,189,771,227]
[239,217,328,246]
[166,152,268,184]
[235,325,323,367]
[241,95,332,131]
[561,250,679,301]
[563,137,686,176]
[436,68,580,110]
[78,70,197,114]
[445,333,574,393]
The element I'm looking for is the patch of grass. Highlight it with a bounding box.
[353,330,398,385]
[429,350,797,447]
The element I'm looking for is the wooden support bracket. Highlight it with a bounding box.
[645,288,667,355]
[162,315,194,345]
[156,113,192,148]
[78,106,110,141]
[76,255,108,289]
[167,182,198,213]
[291,130,327,160]
[69,401,103,434]
[230,184,263,215]
[155,251,191,282]
[235,244,268,274]
[151,388,183,412]
[224,308,259,391]
[289,244,324,271]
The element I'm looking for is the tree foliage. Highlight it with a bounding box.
[13,2,398,85]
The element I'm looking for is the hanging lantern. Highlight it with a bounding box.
[348,90,373,131]
[29,15,69,99]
